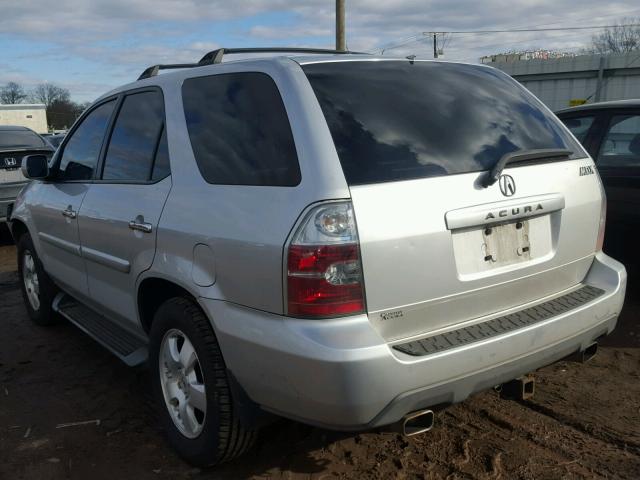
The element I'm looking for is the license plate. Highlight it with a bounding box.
[482,220,531,266]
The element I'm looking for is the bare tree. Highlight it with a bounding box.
[29,83,71,109]
[591,18,640,54]
[47,99,87,130]
[0,82,28,104]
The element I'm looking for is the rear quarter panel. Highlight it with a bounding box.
[143,58,350,314]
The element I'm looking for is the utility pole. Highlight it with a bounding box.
[336,0,346,51]
[433,33,438,58]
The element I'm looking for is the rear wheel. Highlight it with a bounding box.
[149,297,256,466]
[17,233,58,326]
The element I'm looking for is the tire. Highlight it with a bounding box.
[17,233,59,326]
[149,297,256,467]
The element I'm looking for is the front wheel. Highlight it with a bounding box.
[149,297,256,467]
[17,233,58,325]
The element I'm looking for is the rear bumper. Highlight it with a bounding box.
[201,252,626,430]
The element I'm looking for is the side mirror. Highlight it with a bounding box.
[21,154,49,179]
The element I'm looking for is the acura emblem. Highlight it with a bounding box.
[5,158,17,167]
[499,174,516,197]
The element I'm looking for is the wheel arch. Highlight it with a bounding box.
[9,218,29,243]
[137,275,200,334]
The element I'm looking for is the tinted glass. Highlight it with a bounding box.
[561,115,595,143]
[0,130,47,148]
[103,91,165,181]
[182,72,300,186]
[58,100,115,181]
[152,126,170,181]
[598,115,640,167]
[303,61,584,185]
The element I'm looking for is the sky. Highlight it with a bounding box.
[1,0,639,103]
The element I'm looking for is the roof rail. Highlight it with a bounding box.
[198,47,359,65]
[137,47,363,80]
[138,63,199,80]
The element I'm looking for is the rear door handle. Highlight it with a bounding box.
[128,220,152,233]
[61,206,77,219]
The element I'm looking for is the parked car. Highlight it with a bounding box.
[9,48,626,467]
[556,100,640,258]
[46,133,66,149]
[0,125,53,222]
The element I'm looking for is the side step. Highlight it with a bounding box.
[53,293,148,366]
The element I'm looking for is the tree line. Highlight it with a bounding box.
[0,82,90,131]
[589,18,640,54]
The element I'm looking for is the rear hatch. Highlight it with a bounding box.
[303,60,602,341]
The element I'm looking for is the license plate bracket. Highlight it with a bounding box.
[482,220,531,266]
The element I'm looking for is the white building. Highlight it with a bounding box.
[0,104,48,133]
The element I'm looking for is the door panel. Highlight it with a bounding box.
[30,183,89,297]
[78,179,171,326]
[76,89,170,329]
[28,99,117,298]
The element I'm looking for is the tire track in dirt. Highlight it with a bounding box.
[461,394,640,479]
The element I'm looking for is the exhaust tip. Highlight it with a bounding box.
[582,342,598,363]
[567,342,599,363]
[402,409,434,436]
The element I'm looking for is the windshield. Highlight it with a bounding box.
[303,61,585,185]
[0,130,48,149]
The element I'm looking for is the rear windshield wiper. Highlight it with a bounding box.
[482,148,573,187]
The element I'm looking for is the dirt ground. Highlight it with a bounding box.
[0,224,639,480]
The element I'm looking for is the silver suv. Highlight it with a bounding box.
[9,48,627,466]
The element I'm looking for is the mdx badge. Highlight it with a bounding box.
[579,165,594,176]
[499,174,516,197]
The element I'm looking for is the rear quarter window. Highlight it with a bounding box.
[182,72,300,186]
[303,61,585,185]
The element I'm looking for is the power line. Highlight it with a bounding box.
[424,24,640,35]
[373,12,640,57]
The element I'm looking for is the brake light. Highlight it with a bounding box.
[596,177,607,251]
[287,201,365,318]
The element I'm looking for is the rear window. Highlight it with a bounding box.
[182,72,300,186]
[303,61,584,185]
[0,130,47,149]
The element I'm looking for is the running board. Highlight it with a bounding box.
[53,293,148,366]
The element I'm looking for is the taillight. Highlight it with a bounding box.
[596,176,607,251]
[286,201,365,318]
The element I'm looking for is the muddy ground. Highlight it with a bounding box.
[0,224,638,479]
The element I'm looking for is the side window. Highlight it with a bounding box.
[102,91,167,182]
[598,114,640,167]
[561,115,595,143]
[57,100,116,181]
[182,72,300,186]
[151,126,170,181]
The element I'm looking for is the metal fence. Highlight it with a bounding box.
[486,52,640,111]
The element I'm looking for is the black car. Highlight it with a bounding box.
[0,126,54,221]
[556,100,640,257]
[45,133,66,149]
